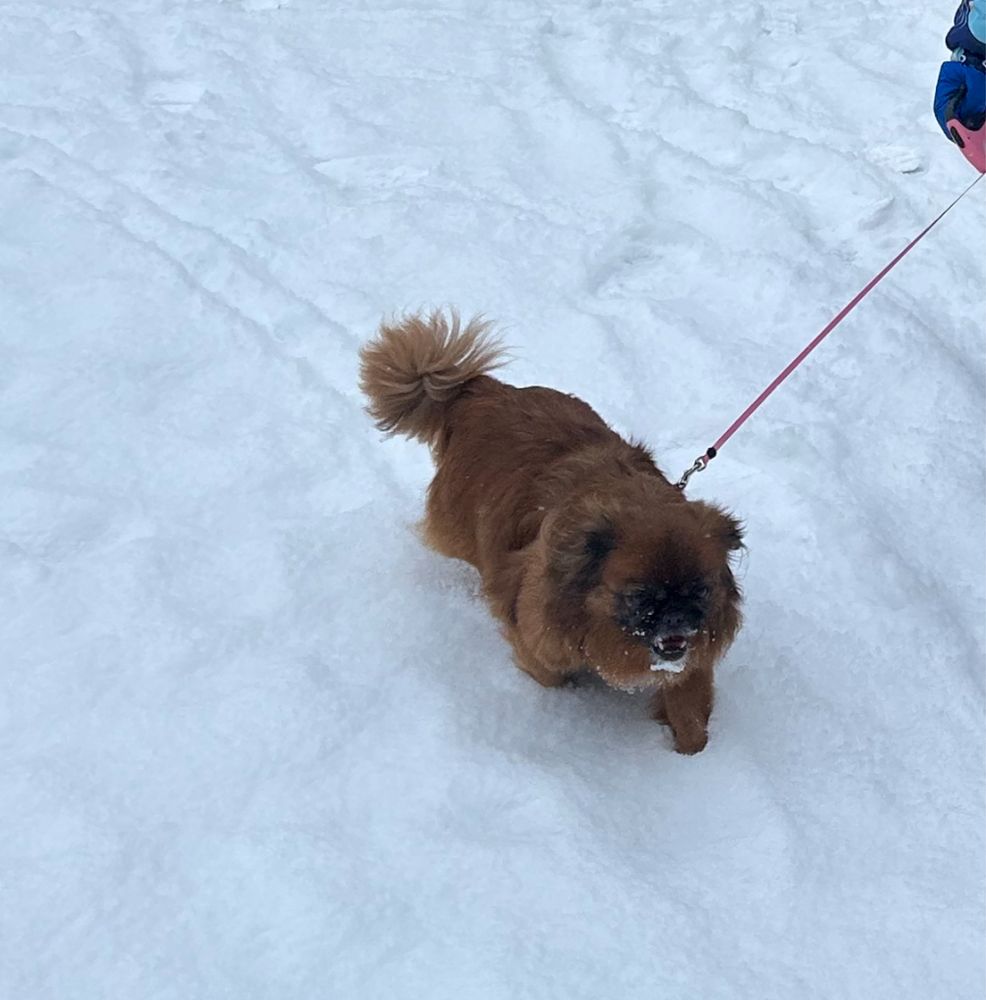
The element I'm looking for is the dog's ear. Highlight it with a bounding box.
[582,521,617,579]
[695,502,744,553]
[549,513,617,596]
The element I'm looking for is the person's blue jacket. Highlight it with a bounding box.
[946,0,986,70]
[934,59,986,137]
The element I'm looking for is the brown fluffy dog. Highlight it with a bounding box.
[359,310,743,753]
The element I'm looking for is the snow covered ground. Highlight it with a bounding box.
[2,0,984,997]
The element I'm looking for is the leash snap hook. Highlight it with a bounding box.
[675,448,714,491]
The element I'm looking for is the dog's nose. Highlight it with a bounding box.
[658,611,692,635]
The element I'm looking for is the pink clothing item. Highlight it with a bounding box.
[948,117,986,171]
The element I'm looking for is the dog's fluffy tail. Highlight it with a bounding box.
[359,309,505,446]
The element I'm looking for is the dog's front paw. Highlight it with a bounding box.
[671,723,708,755]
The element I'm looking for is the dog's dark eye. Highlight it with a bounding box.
[616,587,661,632]
[619,587,663,610]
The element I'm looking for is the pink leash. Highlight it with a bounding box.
[675,172,985,490]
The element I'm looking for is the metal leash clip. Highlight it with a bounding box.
[674,447,716,491]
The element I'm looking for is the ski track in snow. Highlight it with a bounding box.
[1,1,983,998]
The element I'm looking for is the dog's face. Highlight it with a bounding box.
[548,496,742,685]
[615,577,712,665]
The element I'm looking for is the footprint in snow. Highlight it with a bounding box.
[866,144,923,175]
[144,78,207,110]
[313,153,439,191]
